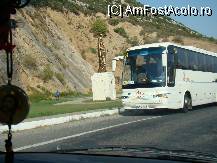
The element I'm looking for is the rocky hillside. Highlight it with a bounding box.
[0,0,217,96]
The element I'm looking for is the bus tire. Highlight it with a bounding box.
[181,94,192,113]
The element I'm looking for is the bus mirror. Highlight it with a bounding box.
[162,53,167,66]
[112,59,117,72]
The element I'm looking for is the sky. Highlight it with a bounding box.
[138,0,217,39]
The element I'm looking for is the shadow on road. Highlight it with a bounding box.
[119,103,217,116]
[192,103,217,111]
[119,108,180,116]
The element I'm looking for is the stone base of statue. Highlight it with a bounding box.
[91,72,116,101]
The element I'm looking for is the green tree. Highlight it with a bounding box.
[91,19,108,37]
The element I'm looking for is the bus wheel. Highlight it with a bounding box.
[181,94,192,113]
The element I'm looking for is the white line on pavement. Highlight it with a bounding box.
[14,116,161,152]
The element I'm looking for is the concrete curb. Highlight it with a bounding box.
[0,108,120,133]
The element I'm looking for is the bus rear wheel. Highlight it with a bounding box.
[181,94,192,113]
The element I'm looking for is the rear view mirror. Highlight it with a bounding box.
[162,52,167,66]
[112,59,116,72]
[112,56,124,72]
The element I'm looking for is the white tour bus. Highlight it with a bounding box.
[121,42,217,112]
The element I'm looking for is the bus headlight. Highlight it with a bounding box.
[121,96,129,99]
[153,93,170,98]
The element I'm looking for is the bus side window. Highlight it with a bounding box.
[210,56,215,73]
[193,52,199,71]
[215,57,217,73]
[203,54,206,72]
[167,46,176,87]
[188,51,199,71]
[177,48,188,69]
[198,53,205,71]
[206,55,212,72]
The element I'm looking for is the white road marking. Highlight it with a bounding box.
[14,116,161,152]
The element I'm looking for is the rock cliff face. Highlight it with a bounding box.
[1,7,95,94]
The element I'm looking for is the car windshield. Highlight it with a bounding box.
[123,48,166,88]
[0,0,217,162]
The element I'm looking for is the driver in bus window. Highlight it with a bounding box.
[136,56,148,83]
[137,57,154,83]
[137,65,148,83]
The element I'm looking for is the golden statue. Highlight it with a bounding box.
[97,34,107,73]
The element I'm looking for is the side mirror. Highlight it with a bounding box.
[162,52,167,67]
[112,59,117,72]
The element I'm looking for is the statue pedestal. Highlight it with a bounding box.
[91,72,116,101]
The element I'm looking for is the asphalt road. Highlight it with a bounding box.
[0,105,217,155]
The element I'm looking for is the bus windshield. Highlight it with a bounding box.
[122,47,166,89]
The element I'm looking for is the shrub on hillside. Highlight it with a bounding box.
[30,0,81,14]
[89,47,97,54]
[172,36,184,44]
[208,37,217,43]
[162,37,169,42]
[81,50,86,60]
[28,86,52,102]
[90,19,108,37]
[127,36,139,46]
[41,65,54,82]
[114,27,128,38]
[108,19,120,26]
[55,73,65,85]
[23,55,37,69]
[116,49,128,57]
[144,37,159,44]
